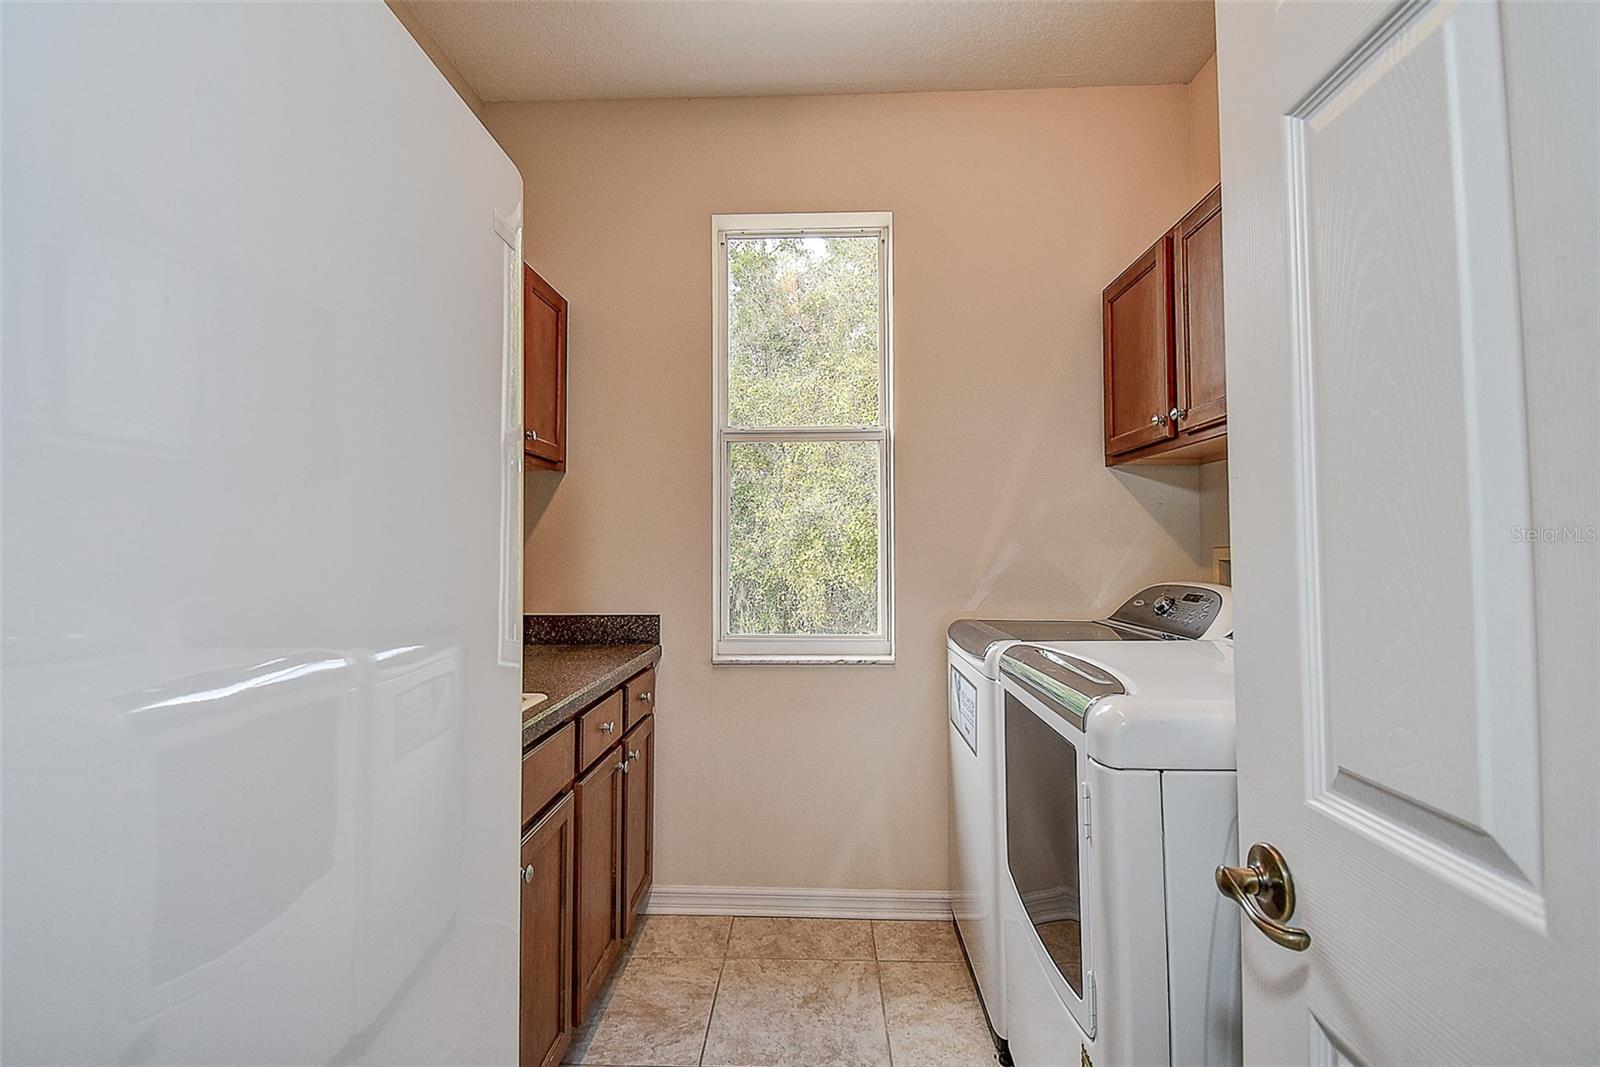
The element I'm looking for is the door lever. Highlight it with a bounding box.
[1216,842,1311,952]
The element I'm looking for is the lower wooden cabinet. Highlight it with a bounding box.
[522,665,658,1064]
[520,793,574,1067]
[622,715,654,938]
[573,741,625,1022]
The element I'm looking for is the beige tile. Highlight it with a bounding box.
[871,920,965,963]
[565,957,723,1066]
[879,962,997,1067]
[701,958,891,1067]
[726,917,875,960]
[630,914,734,959]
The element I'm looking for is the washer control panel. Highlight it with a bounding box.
[1109,583,1231,639]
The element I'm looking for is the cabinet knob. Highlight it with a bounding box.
[627,748,641,761]
[1169,406,1186,422]
[1150,413,1169,427]
[618,759,630,773]
[638,691,653,704]
[525,428,539,442]
[600,720,616,735]
[521,864,535,884]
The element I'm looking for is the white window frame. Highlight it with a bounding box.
[711,211,895,664]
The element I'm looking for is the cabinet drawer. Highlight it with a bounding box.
[624,668,656,730]
[577,690,625,771]
[523,722,576,826]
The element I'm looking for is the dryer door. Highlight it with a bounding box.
[1003,689,1093,1038]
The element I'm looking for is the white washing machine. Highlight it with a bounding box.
[946,584,1231,1057]
[997,637,1241,1067]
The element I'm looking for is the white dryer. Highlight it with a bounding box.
[946,583,1231,1056]
[998,638,1241,1067]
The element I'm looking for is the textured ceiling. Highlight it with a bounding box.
[402,1,1217,103]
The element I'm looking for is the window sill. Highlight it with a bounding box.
[712,653,896,666]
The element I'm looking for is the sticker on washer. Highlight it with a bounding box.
[950,667,978,755]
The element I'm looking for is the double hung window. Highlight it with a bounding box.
[711,212,894,662]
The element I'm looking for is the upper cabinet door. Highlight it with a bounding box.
[524,264,567,471]
[1103,236,1177,457]
[1173,186,1227,434]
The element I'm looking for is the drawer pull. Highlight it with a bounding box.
[617,759,630,774]
[599,720,616,735]
[637,691,653,704]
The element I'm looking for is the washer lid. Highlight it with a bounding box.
[947,619,1130,660]
[1002,640,1237,770]
[998,645,1125,729]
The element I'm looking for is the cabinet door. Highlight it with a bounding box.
[523,264,567,471]
[521,793,573,1067]
[573,747,623,1022]
[1173,186,1227,434]
[621,715,655,938]
[1103,235,1177,456]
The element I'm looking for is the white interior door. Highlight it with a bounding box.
[1217,1,1599,1062]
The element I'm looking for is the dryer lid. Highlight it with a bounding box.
[999,645,1125,729]
[1005,640,1237,770]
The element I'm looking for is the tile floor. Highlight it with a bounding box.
[565,916,998,1067]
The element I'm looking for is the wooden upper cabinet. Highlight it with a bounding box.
[524,264,567,472]
[1103,186,1228,466]
[1174,185,1227,435]
[1103,236,1177,458]
[521,794,574,1067]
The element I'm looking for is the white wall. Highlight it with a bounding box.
[1,4,522,1063]
[492,75,1222,894]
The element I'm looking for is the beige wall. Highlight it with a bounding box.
[491,75,1223,892]
[1187,54,1221,196]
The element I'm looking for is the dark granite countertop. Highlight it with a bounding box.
[521,642,660,749]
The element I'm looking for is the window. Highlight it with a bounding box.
[712,212,894,663]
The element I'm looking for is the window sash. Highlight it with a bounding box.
[712,212,894,663]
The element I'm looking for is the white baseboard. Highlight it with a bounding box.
[642,884,954,921]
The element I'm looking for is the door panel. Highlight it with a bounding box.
[523,265,566,469]
[1219,0,1598,1062]
[1103,237,1176,455]
[621,715,654,937]
[1296,0,1539,894]
[521,794,573,1067]
[1173,187,1226,432]
[573,750,622,1021]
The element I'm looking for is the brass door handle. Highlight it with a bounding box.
[1215,842,1311,952]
